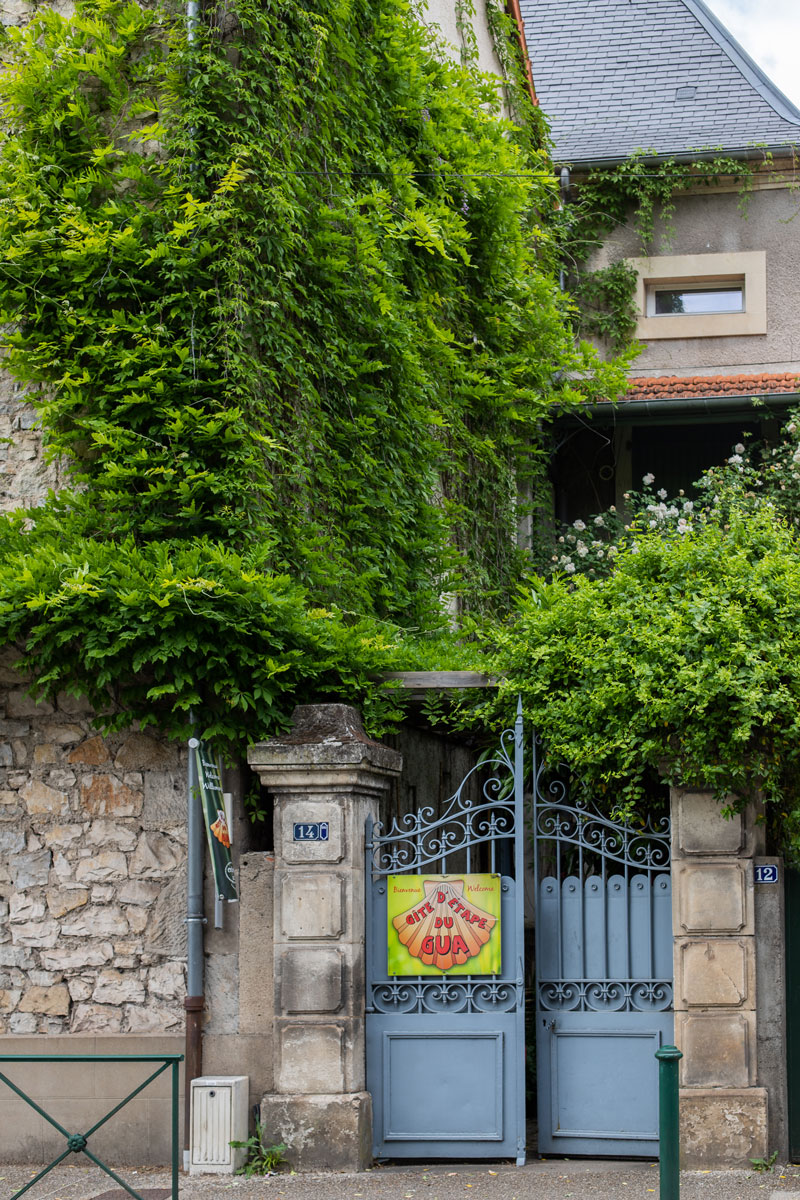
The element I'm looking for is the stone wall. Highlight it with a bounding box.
[0,645,188,1037]
[671,788,771,1167]
[0,381,65,514]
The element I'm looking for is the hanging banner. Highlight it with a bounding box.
[194,739,237,902]
[387,874,501,976]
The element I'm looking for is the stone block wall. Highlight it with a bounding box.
[0,646,188,1037]
[671,789,770,1167]
[249,704,402,1173]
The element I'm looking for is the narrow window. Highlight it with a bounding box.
[649,283,744,316]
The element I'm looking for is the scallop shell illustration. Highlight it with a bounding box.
[210,810,231,849]
[391,878,497,971]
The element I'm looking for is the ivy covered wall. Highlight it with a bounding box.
[0,0,625,751]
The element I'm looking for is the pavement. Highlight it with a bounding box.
[3,1159,800,1200]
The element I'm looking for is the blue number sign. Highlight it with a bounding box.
[754,864,778,884]
[293,822,329,843]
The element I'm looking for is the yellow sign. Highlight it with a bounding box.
[387,874,501,976]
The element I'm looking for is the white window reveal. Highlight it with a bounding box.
[628,251,766,339]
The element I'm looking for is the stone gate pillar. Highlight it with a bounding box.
[247,704,402,1171]
[671,789,768,1166]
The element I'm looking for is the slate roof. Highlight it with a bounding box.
[520,0,800,165]
[625,372,800,402]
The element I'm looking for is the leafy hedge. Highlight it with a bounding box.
[482,504,800,830]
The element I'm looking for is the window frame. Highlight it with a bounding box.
[628,251,766,339]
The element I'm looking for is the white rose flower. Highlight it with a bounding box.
[573,519,586,531]
[683,500,693,512]
[728,454,742,466]
[576,542,589,557]
[657,488,668,500]
[594,515,605,526]
[564,561,576,574]
[642,473,655,486]
[607,546,617,557]
[666,506,679,518]
[734,443,745,455]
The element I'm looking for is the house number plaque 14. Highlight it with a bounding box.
[293,822,329,842]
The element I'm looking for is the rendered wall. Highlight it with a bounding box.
[590,179,800,378]
[420,0,505,84]
[0,1035,184,1163]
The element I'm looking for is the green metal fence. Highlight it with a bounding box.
[0,1053,183,1200]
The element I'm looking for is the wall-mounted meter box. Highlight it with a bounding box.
[189,1075,249,1174]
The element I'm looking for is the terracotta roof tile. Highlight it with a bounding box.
[624,372,800,403]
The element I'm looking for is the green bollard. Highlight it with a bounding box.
[655,1045,682,1200]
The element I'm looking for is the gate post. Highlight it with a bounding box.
[671,789,768,1166]
[248,704,402,1172]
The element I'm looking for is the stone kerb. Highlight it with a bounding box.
[248,704,402,1172]
[671,788,768,1167]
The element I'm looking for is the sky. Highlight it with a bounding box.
[704,0,800,112]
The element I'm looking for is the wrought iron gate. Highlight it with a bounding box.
[365,706,526,1164]
[533,741,673,1157]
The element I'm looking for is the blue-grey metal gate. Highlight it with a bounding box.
[365,706,526,1164]
[533,741,673,1157]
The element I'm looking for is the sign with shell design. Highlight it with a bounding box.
[387,874,501,976]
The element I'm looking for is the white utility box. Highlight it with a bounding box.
[189,1075,249,1174]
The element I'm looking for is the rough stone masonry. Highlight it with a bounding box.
[0,645,188,1036]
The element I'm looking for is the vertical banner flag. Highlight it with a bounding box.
[194,739,238,902]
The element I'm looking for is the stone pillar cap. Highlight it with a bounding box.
[248,704,402,773]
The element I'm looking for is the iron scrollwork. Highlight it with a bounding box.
[370,977,521,1015]
[369,723,518,875]
[537,979,673,1013]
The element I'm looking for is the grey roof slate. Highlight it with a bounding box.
[520,0,800,164]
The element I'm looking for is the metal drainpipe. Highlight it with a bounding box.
[183,7,203,1161]
[558,167,571,292]
[183,3,202,1163]
[185,732,205,1161]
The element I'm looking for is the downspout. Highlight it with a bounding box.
[558,166,571,292]
[184,7,203,1162]
[185,731,205,1161]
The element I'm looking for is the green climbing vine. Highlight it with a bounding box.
[0,0,626,751]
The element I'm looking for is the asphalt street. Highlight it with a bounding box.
[3,1159,800,1200]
